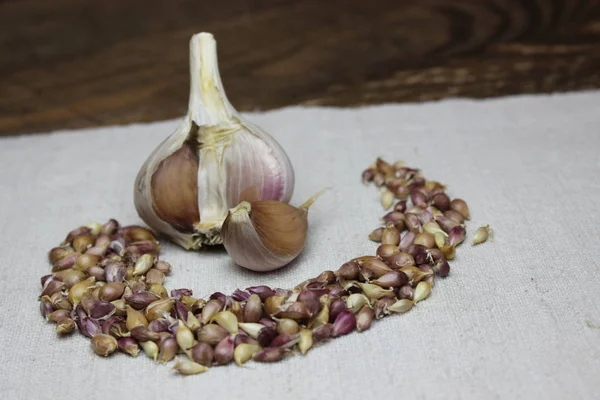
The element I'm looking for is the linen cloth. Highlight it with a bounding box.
[1,91,599,400]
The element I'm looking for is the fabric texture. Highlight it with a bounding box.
[1,91,599,399]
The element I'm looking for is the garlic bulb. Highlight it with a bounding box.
[222,194,321,272]
[134,32,294,249]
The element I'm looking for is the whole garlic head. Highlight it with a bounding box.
[134,33,294,249]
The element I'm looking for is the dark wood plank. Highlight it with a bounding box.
[1,0,599,136]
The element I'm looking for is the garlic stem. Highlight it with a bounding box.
[188,33,235,127]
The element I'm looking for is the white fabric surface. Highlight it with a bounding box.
[1,92,599,399]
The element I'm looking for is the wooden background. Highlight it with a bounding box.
[1,0,599,136]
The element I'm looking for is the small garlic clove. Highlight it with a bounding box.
[118,337,140,358]
[145,298,175,322]
[246,285,276,301]
[298,329,313,355]
[331,311,356,337]
[133,254,155,276]
[253,347,287,363]
[434,232,447,248]
[269,333,300,348]
[234,343,262,366]
[173,359,209,375]
[380,225,400,246]
[175,321,196,357]
[400,266,432,284]
[80,317,102,338]
[335,261,360,280]
[362,168,376,184]
[190,343,214,366]
[371,271,408,288]
[214,335,235,365]
[201,299,224,324]
[276,319,300,335]
[311,324,332,343]
[376,244,400,260]
[368,227,384,242]
[345,294,369,314]
[433,259,451,278]
[359,258,393,278]
[238,323,265,339]
[381,190,395,210]
[450,198,470,220]
[324,301,345,326]
[448,225,466,247]
[414,281,432,303]
[48,309,71,323]
[356,283,395,300]
[211,311,238,334]
[140,341,160,361]
[256,327,278,347]
[444,210,465,224]
[387,299,414,313]
[126,305,148,331]
[130,326,160,343]
[310,303,330,328]
[414,232,435,248]
[56,318,76,335]
[197,324,229,346]
[423,221,448,237]
[472,225,490,245]
[242,294,263,323]
[356,306,375,332]
[91,334,118,357]
[398,231,416,251]
[384,252,415,269]
[440,244,456,260]
[373,297,395,319]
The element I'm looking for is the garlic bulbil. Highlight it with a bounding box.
[134,32,294,249]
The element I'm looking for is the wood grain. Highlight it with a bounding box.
[1,0,599,136]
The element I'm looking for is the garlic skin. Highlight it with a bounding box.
[134,32,294,249]
[221,201,308,272]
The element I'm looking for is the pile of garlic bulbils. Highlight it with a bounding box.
[38,32,490,374]
[39,157,488,375]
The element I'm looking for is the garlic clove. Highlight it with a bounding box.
[150,144,200,233]
[472,225,490,245]
[134,32,295,249]
[222,192,323,272]
[222,200,306,271]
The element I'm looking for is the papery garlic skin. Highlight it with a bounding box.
[134,32,294,249]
